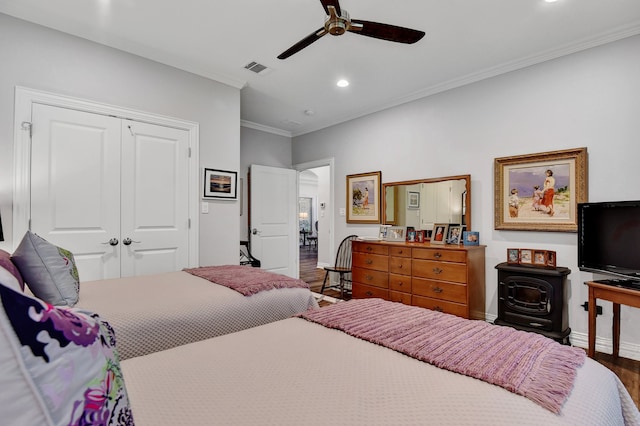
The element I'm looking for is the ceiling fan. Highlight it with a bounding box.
[277,0,425,60]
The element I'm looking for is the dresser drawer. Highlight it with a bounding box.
[412,259,467,284]
[353,241,389,255]
[352,266,389,289]
[389,256,412,275]
[411,278,466,304]
[389,291,411,305]
[352,252,389,272]
[353,283,389,299]
[389,246,411,257]
[389,273,412,293]
[413,248,467,263]
[412,295,468,318]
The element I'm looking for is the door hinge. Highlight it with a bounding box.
[188,147,192,158]
[22,121,32,138]
[188,218,191,229]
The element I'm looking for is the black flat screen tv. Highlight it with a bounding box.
[578,200,640,281]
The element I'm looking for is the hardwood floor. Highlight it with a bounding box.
[299,247,639,409]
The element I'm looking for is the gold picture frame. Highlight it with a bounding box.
[346,171,382,224]
[494,147,588,232]
[431,223,449,245]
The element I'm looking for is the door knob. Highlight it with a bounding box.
[101,238,119,246]
[252,228,260,235]
[122,237,141,246]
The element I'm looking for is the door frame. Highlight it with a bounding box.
[12,86,200,266]
[294,158,334,269]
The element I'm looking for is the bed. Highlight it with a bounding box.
[119,298,640,425]
[72,266,319,359]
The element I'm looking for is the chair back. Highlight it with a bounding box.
[334,234,358,277]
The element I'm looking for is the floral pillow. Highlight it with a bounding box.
[0,282,134,425]
[11,231,80,306]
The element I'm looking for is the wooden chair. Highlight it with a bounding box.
[320,234,358,299]
[307,221,318,250]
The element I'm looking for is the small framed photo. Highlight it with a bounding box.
[463,231,479,246]
[203,168,237,199]
[519,249,533,265]
[424,229,433,241]
[533,250,547,266]
[431,223,449,245]
[416,230,425,243]
[507,248,520,264]
[546,250,557,268]
[379,224,391,240]
[407,191,420,209]
[407,229,416,242]
[446,225,463,245]
[385,226,406,242]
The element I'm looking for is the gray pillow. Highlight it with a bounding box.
[11,231,80,306]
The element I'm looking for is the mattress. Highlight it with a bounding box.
[121,316,640,425]
[75,271,318,359]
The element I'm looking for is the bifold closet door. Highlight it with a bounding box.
[30,104,189,281]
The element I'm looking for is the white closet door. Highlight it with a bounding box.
[31,103,122,281]
[30,105,190,281]
[120,120,190,277]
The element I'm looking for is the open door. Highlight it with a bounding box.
[249,164,298,278]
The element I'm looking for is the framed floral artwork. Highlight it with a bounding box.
[347,171,382,224]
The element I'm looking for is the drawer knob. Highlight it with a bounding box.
[366,259,373,265]
[398,264,403,269]
[433,267,443,274]
[433,286,443,293]
[434,306,443,312]
[366,291,374,296]
[365,275,373,281]
[434,252,442,258]
[367,246,373,251]
[398,281,404,286]
[398,250,403,254]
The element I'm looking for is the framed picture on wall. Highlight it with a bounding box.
[203,168,237,200]
[346,171,382,224]
[407,191,420,209]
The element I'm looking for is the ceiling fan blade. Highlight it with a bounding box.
[349,20,425,44]
[320,0,341,16]
[277,28,327,60]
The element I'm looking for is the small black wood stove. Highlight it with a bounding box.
[494,262,571,344]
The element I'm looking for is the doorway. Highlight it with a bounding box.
[296,160,333,282]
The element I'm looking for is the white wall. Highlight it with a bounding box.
[0,13,240,266]
[292,35,640,358]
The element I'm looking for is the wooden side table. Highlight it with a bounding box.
[586,280,640,358]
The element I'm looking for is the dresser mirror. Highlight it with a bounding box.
[382,174,471,232]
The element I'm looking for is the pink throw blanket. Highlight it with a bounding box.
[183,265,310,296]
[298,298,585,414]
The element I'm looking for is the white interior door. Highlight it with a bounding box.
[31,103,122,280]
[249,164,298,278]
[30,104,190,281]
[120,120,189,277]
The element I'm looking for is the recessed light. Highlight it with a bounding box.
[337,79,349,88]
[544,0,558,3]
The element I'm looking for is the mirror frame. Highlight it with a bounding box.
[382,174,471,232]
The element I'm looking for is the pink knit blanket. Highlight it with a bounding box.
[298,298,586,414]
[183,265,310,296]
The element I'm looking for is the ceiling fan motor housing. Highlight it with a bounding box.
[325,7,349,36]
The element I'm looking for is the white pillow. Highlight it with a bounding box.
[11,231,79,306]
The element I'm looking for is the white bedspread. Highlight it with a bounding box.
[75,271,318,359]
[121,317,640,425]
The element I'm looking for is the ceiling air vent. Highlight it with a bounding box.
[244,61,270,75]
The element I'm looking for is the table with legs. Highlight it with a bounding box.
[586,280,640,358]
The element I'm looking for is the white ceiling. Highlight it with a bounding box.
[2,0,640,137]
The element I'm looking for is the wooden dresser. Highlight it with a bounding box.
[351,240,486,320]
